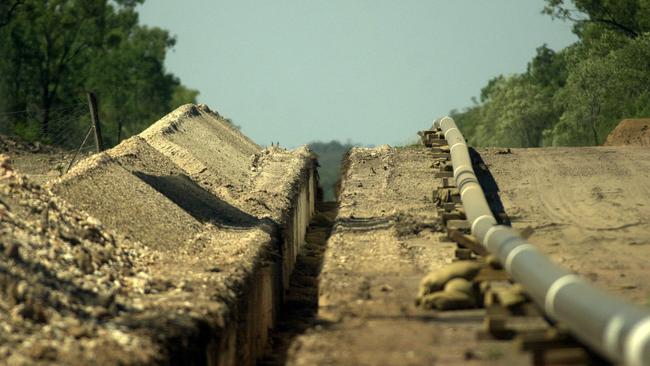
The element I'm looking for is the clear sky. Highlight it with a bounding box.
[138,0,577,147]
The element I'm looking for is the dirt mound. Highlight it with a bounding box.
[140,104,260,190]
[138,104,317,222]
[108,136,260,228]
[50,152,203,251]
[0,155,157,365]
[243,145,316,220]
[604,118,650,146]
[44,105,317,365]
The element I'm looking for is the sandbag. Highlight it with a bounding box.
[418,261,482,298]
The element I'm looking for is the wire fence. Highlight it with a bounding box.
[0,96,102,175]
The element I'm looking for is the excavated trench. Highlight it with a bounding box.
[259,201,337,365]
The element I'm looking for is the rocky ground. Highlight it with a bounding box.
[0,155,157,365]
[0,134,94,185]
[0,104,317,366]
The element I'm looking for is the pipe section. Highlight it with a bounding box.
[432,116,650,366]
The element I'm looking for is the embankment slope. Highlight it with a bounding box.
[1,104,317,366]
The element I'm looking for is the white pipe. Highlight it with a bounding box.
[433,116,650,366]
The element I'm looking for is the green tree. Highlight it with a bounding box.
[548,34,650,145]
[0,0,198,147]
[1,0,114,135]
[0,0,22,28]
[472,76,559,147]
[543,0,650,39]
[451,46,566,147]
[309,140,356,200]
[452,1,650,148]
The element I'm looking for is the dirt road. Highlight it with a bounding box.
[480,146,650,305]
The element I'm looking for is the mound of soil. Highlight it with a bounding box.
[604,118,650,146]
[0,155,158,365]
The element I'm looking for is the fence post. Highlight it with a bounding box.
[86,92,104,152]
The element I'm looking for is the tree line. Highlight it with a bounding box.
[451,0,650,147]
[0,0,198,147]
[309,140,357,201]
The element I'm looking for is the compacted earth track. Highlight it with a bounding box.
[479,146,650,304]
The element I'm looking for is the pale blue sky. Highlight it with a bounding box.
[139,1,576,147]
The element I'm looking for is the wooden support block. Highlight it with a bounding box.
[486,303,510,316]
[431,153,451,160]
[430,146,449,153]
[447,219,470,230]
[421,134,447,145]
[448,229,488,256]
[516,328,596,366]
[532,348,590,366]
[441,212,465,223]
[433,183,456,194]
[516,330,578,352]
[455,248,473,260]
[482,313,515,340]
[439,234,454,243]
[517,303,543,318]
[474,267,510,282]
[443,202,457,211]
[434,171,453,178]
[418,131,437,147]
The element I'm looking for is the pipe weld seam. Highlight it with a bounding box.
[460,184,480,198]
[470,214,495,236]
[482,225,502,250]
[444,127,459,140]
[457,177,479,193]
[504,243,536,273]
[603,313,626,359]
[449,143,466,155]
[453,165,472,179]
[544,274,582,319]
[625,316,650,366]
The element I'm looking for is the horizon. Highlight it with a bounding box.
[139,0,577,148]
